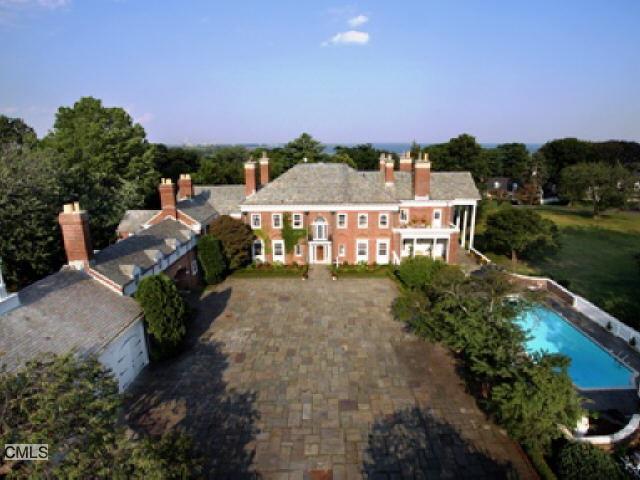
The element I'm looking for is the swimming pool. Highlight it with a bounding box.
[516,306,636,390]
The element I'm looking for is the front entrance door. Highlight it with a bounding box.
[376,239,390,264]
[316,245,324,262]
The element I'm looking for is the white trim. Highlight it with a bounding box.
[357,213,368,229]
[250,213,261,229]
[337,212,348,229]
[376,239,390,264]
[272,212,282,229]
[292,212,303,229]
[399,199,448,207]
[378,213,389,228]
[241,204,399,213]
[308,241,332,264]
[356,239,369,263]
[272,240,285,263]
[393,227,456,236]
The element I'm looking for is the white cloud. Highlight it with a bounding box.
[322,30,369,47]
[1,106,19,114]
[348,14,368,27]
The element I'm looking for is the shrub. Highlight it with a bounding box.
[209,215,254,270]
[555,442,624,480]
[197,235,226,284]
[395,256,444,290]
[136,274,189,359]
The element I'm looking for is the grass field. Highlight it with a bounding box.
[478,202,640,327]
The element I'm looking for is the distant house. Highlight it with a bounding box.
[484,177,518,200]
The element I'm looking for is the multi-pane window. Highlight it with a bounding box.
[272,213,282,229]
[339,244,346,256]
[251,213,261,229]
[378,242,387,256]
[337,213,347,228]
[273,242,283,256]
[400,209,409,223]
[292,213,303,228]
[379,213,389,228]
[356,240,368,261]
[358,213,368,228]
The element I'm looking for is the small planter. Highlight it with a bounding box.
[332,274,337,281]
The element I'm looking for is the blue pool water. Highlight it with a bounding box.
[516,306,635,389]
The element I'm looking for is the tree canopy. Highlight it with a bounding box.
[483,208,559,267]
[209,215,254,270]
[197,235,227,284]
[0,115,37,152]
[0,354,200,478]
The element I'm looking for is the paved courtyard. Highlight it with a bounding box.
[124,270,536,479]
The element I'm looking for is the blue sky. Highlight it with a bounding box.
[1,0,639,144]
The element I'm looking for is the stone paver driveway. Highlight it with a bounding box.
[125,272,536,479]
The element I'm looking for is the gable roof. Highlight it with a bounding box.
[0,268,141,372]
[91,218,194,287]
[242,163,398,205]
[117,209,160,234]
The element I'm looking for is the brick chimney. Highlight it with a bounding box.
[400,151,413,172]
[385,159,395,184]
[414,153,431,198]
[58,202,93,269]
[259,151,270,187]
[244,160,256,196]
[158,178,177,218]
[177,174,193,200]
[379,153,386,174]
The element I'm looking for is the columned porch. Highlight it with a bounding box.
[308,241,332,264]
[393,227,456,264]
[451,201,478,251]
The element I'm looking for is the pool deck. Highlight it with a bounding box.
[547,296,640,415]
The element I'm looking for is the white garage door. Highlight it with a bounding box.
[100,320,149,392]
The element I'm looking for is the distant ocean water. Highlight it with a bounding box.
[235,142,541,153]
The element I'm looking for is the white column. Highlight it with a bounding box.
[431,238,436,259]
[461,207,468,250]
[455,206,461,230]
[469,203,477,251]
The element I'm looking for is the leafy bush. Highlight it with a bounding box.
[0,354,201,478]
[209,215,254,270]
[395,256,444,290]
[136,274,189,359]
[197,235,226,284]
[555,442,624,480]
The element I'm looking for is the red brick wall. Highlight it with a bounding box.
[404,206,451,227]
[164,249,199,289]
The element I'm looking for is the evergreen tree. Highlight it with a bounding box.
[197,236,226,284]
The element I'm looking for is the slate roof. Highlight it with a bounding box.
[0,268,141,372]
[242,163,398,205]
[117,209,160,234]
[91,219,194,287]
[362,170,481,201]
[178,185,245,222]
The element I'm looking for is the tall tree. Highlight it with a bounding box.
[194,146,249,185]
[333,143,382,170]
[426,134,486,181]
[279,133,326,167]
[0,115,37,152]
[559,162,631,215]
[42,97,159,248]
[483,208,559,268]
[0,147,65,290]
[496,143,530,184]
[537,138,595,185]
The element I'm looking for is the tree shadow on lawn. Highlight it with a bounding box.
[363,407,518,479]
[124,287,261,478]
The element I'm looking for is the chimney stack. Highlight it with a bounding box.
[259,151,270,187]
[59,202,93,269]
[385,159,395,184]
[400,151,413,172]
[379,153,386,174]
[177,174,193,200]
[158,178,177,218]
[414,153,431,198]
[244,160,256,196]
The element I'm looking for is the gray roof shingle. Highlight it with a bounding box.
[117,209,160,234]
[92,219,194,287]
[361,170,480,201]
[178,185,245,222]
[0,268,141,372]
[242,163,398,205]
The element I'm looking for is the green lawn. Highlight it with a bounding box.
[478,203,640,327]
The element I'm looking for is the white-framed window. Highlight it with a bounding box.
[356,239,369,262]
[337,213,347,229]
[357,213,368,228]
[272,213,282,229]
[272,240,285,263]
[253,239,264,261]
[251,213,261,229]
[339,244,346,257]
[376,239,390,264]
[313,217,328,240]
[292,213,303,229]
[294,243,302,256]
[432,209,442,228]
[400,209,409,223]
[379,213,389,228]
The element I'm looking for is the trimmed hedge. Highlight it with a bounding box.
[232,262,308,278]
[197,235,226,284]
